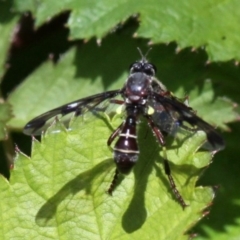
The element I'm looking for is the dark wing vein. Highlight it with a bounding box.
[152,92,225,151]
[23,90,121,136]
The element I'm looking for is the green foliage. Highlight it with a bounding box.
[12,0,240,61]
[0,0,240,239]
[0,1,18,78]
[1,111,214,239]
[0,103,12,139]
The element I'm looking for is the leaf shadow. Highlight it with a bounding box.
[35,120,208,231]
[121,161,151,232]
[35,158,113,227]
[121,125,205,233]
[121,125,161,233]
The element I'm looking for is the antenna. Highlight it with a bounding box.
[137,47,152,61]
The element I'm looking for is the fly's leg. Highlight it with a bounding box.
[110,99,124,105]
[146,115,188,208]
[107,122,123,146]
[106,122,123,195]
[162,147,188,208]
[107,168,120,195]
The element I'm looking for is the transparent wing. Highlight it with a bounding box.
[23,90,121,136]
[151,92,225,151]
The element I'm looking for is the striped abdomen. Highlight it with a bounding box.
[113,116,139,174]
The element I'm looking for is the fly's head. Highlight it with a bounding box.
[123,57,157,104]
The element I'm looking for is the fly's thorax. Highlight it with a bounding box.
[123,71,152,104]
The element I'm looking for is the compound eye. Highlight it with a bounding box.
[129,61,157,76]
[129,62,140,73]
[144,63,157,76]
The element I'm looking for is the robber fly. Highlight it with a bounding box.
[23,49,225,208]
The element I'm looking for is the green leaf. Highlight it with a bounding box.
[1,108,215,239]
[193,122,240,240]
[7,46,123,129]
[13,0,240,61]
[0,103,12,139]
[198,217,240,240]
[0,1,19,139]
[0,1,19,78]
[175,80,238,131]
[1,2,239,238]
